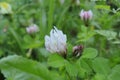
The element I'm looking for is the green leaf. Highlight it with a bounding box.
[112,40,120,44]
[47,54,66,68]
[108,65,120,80]
[23,35,43,49]
[0,49,3,57]
[95,5,110,10]
[0,55,54,80]
[92,57,111,76]
[81,48,98,59]
[92,74,107,80]
[39,48,50,57]
[76,65,86,78]
[65,61,78,77]
[78,26,96,42]
[76,58,93,78]
[81,25,87,33]
[23,41,42,49]
[48,0,55,32]
[95,30,117,40]
[9,28,23,53]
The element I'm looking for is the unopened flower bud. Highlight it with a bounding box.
[45,26,67,57]
[73,45,84,57]
[26,24,39,34]
[79,9,93,21]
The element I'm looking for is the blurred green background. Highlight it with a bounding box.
[0,0,120,80]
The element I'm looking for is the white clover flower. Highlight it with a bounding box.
[76,0,80,6]
[59,0,65,5]
[26,24,39,34]
[45,26,67,55]
[80,9,93,21]
[0,2,12,14]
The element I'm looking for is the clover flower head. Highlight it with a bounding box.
[45,26,67,55]
[26,24,39,34]
[80,9,93,21]
[0,2,12,14]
